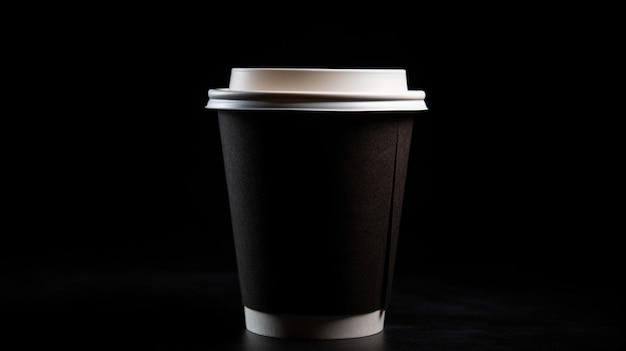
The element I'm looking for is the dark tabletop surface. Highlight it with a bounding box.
[6,264,623,351]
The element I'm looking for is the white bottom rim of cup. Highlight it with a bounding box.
[243,306,386,339]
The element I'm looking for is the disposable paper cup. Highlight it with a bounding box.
[206,68,428,339]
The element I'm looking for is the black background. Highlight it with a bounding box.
[5,4,623,350]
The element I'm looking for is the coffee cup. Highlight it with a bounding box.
[205,68,427,339]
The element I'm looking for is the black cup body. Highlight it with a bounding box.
[218,110,414,316]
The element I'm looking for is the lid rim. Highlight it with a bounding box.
[205,99,428,112]
[232,67,409,72]
[208,88,426,102]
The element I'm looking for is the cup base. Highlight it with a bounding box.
[243,306,385,339]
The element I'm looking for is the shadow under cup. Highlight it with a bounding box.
[207,68,427,339]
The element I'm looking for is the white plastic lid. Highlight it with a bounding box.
[205,68,428,112]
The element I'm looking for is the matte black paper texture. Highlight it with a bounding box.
[218,111,414,315]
